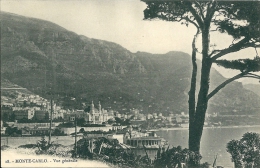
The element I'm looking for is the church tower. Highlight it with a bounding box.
[98,101,102,123]
[98,101,102,112]
[90,101,95,114]
[90,101,95,123]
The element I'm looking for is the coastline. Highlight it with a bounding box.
[2,125,260,168]
[149,125,260,132]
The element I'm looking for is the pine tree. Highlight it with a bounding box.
[141,0,260,158]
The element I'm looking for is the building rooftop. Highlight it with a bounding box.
[129,136,162,140]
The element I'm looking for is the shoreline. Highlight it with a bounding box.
[149,125,260,131]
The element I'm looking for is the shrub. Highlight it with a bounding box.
[1,145,10,151]
[153,146,205,168]
[18,144,37,149]
[36,136,49,151]
[227,132,260,168]
[74,137,152,168]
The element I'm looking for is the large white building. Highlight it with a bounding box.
[88,101,109,124]
[64,101,113,124]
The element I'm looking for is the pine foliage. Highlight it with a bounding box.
[214,57,260,72]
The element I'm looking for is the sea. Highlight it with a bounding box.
[155,126,260,168]
[1,126,260,167]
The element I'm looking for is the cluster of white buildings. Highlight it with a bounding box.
[64,101,115,124]
[1,92,121,125]
[1,91,190,127]
[1,92,67,121]
[129,109,189,123]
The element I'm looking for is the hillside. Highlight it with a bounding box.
[1,79,33,103]
[243,84,260,97]
[1,11,260,114]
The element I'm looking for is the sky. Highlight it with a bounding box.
[1,0,259,84]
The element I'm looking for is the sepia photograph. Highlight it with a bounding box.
[1,0,260,167]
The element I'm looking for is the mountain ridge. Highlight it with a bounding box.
[1,11,260,114]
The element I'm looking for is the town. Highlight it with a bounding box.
[2,90,260,167]
[2,1,260,167]
[1,90,189,136]
[2,90,260,137]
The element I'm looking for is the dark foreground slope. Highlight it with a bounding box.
[1,12,259,114]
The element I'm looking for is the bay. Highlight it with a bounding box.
[2,126,260,167]
[155,126,260,168]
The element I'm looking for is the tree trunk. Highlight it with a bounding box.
[189,28,212,153]
[188,30,199,124]
[188,31,199,153]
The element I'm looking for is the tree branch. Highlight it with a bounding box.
[194,1,205,21]
[187,2,204,28]
[210,43,260,58]
[207,72,260,100]
[211,38,251,60]
[207,72,246,100]
[244,73,260,80]
[182,16,199,29]
[205,1,217,25]
[209,49,222,57]
[247,72,260,77]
